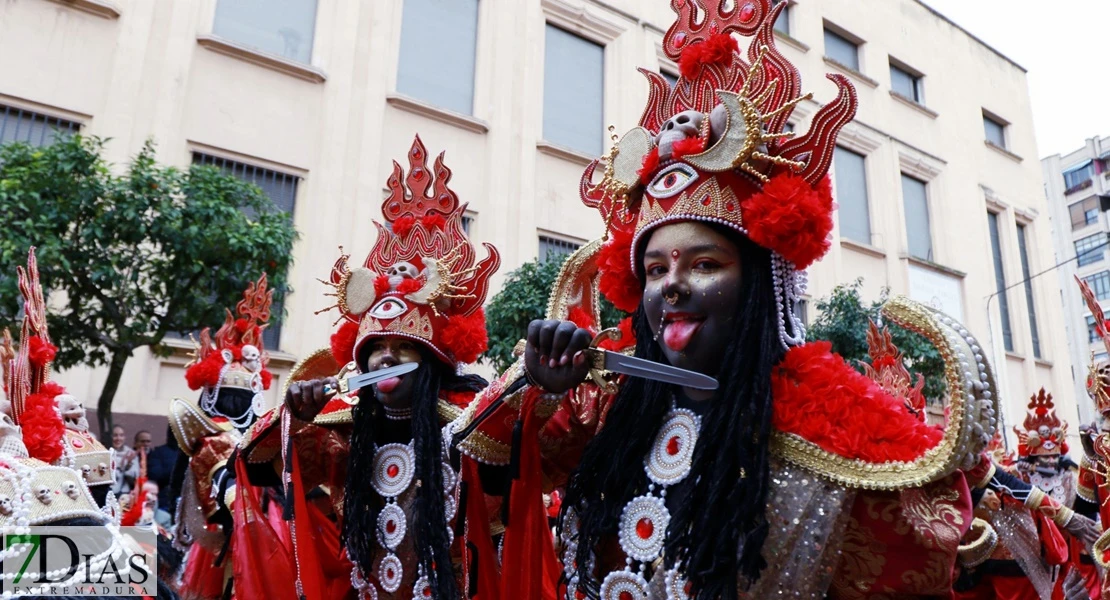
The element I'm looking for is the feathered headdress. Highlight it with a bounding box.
[320,135,500,369]
[580,0,857,346]
[1014,388,1067,457]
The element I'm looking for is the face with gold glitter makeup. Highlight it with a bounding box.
[359,337,423,409]
[641,221,743,380]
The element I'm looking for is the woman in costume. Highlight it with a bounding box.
[454,1,1093,598]
[237,135,503,600]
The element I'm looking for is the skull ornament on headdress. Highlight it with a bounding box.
[1077,275,1110,415]
[1014,388,1067,458]
[321,135,500,369]
[582,0,857,346]
[184,274,274,423]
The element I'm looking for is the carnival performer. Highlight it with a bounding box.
[237,134,503,600]
[452,2,1092,598]
[169,273,278,600]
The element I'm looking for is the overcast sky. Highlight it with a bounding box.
[921,0,1109,159]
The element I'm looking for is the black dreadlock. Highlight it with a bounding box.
[560,232,785,600]
[342,350,486,599]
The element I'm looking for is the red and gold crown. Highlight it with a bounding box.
[1076,275,1110,414]
[322,135,500,369]
[1014,388,1067,457]
[184,274,274,396]
[581,0,856,344]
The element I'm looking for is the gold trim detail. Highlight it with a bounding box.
[771,295,999,490]
[957,518,997,568]
[1095,529,1110,569]
[169,397,234,457]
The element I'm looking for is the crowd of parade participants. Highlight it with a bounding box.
[7,1,1110,599]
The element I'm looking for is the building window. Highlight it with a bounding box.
[396,0,480,115]
[983,111,1007,149]
[823,27,860,71]
[901,174,931,260]
[987,212,1013,352]
[1076,233,1107,267]
[1085,271,1110,301]
[1069,196,1100,230]
[834,147,871,244]
[0,104,80,147]
[1063,161,1096,194]
[1090,316,1102,344]
[212,0,318,64]
[1015,224,1041,358]
[192,153,301,349]
[795,298,808,327]
[461,214,474,235]
[538,235,581,262]
[543,24,604,156]
[772,0,790,35]
[660,70,678,89]
[889,59,923,104]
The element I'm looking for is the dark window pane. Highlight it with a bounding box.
[901,174,931,260]
[890,63,921,102]
[396,0,480,115]
[824,28,859,71]
[538,236,581,263]
[834,147,871,244]
[543,25,604,155]
[988,212,1013,352]
[213,0,317,63]
[0,104,81,147]
[1064,161,1096,193]
[1075,233,1106,267]
[1016,224,1040,358]
[983,115,1006,147]
[1085,271,1110,301]
[772,0,789,34]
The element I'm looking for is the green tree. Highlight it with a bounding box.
[0,136,298,442]
[484,256,626,372]
[806,279,946,402]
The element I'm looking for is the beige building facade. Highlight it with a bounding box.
[1043,135,1110,424]
[0,0,1073,444]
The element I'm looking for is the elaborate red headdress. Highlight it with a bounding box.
[860,321,928,423]
[1076,275,1110,414]
[1,248,68,463]
[184,274,274,422]
[321,135,500,369]
[1014,388,1067,457]
[581,0,856,345]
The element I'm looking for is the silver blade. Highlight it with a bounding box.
[332,362,420,395]
[602,351,718,390]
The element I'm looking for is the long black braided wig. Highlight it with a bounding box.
[559,232,788,600]
[341,348,486,599]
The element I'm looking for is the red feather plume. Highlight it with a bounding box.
[742,173,834,269]
[330,320,360,366]
[678,33,739,79]
[27,335,57,369]
[597,231,641,314]
[22,381,66,463]
[441,309,488,365]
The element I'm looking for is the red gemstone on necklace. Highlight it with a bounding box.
[575,591,586,600]
[739,3,756,22]
[619,592,633,600]
[423,586,432,597]
[636,517,654,539]
[386,520,396,534]
[387,464,400,478]
[666,436,681,456]
[387,568,395,579]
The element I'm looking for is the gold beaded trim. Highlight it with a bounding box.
[957,518,997,568]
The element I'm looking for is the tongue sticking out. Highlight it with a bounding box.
[663,320,702,352]
[376,376,402,394]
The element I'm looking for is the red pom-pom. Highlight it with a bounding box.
[597,231,641,313]
[22,382,66,463]
[185,354,226,390]
[567,307,596,333]
[678,33,738,79]
[443,389,477,409]
[374,275,392,296]
[771,342,943,463]
[441,309,488,364]
[422,214,446,230]
[638,148,661,185]
[599,316,636,352]
[397,278,423,294]
[742,173,834,269]
[260,369,273,391]
[393,215,416,237]
[27,336,57,369]
[234,319,250,334]
[671,136,707,159]
[330,320,360,365]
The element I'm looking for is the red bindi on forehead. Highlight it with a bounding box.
[671,249,680,259]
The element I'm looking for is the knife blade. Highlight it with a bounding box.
[323,362,420,403]
[590,349,718,390]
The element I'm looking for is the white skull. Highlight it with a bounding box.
[655,110,705,161]
[97,462,109,476]
[55,394,89,433]
[0,495,12,515]
[241,345,262,373]
[81,465,91,479]
[62,481,79,499]
[386,262,419,289]
[35,485,52,505]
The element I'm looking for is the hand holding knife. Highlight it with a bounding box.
[323,362,420,404]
